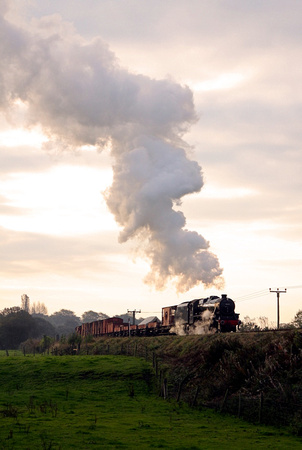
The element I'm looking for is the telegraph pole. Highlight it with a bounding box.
[269,288,287,329]
[127,309,141,326]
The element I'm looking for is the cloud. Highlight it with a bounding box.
[0,145,51,176]
[0,226,125,277]
[0,7,223,291]
[0,193,28,216]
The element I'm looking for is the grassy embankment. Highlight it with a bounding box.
[0,353,301,449]
[76,329,302,431]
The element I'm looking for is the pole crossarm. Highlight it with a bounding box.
[127,309,141,326]
[269,288,287,329]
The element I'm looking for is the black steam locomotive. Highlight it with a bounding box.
[76,294,240,337]
[162,294,240,334]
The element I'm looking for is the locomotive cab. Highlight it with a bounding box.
[162,305,177,327]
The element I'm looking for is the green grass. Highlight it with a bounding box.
[0,355,300,449]
[0,350,24,357]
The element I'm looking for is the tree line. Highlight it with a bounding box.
[240,311,302,331]
[0,294,110,350]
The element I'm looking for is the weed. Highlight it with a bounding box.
[128,383,135,397]
[7,430,13,440]
[1,403,18,418]
[40,432,54,449]
[25,395,36,414]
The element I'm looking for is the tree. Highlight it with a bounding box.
[1,307,21,316]
[53,309,77,317]
[40,335,53,353]
[33,317,56,337]
[31,301,48,316]
[0,309,55,349]
[48,310,81,336]
[258,316,269,330]
[68,333,82,347]
[81,310,108,323]
[21,294,30,313]
[239,316,260,331]
[279,322,295,329]
[293,310,302,328]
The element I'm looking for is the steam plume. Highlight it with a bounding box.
[0,8,223,291]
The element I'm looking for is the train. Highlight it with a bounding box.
[75,294,240,338]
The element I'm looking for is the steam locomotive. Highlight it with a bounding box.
[75,294,240,338]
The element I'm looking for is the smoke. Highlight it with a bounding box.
[170,319,187,336]
[171,309,215,336]
[0,7,223,291]
[193,310,216,335]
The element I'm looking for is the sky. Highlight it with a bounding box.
[0,0,301,325]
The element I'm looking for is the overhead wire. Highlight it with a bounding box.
[235,289,269,302]
[235,284,302,303]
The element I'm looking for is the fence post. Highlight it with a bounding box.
[220,388,229,412]
[192,386,200,407]
[238,393,242,418]
[259,392,263,423]
[155,357,158,377]
[163,378,168,400]
[177,375,190,403]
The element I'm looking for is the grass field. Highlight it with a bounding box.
[0,354,301,449]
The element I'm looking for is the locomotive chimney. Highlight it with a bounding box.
[221,294,227,299]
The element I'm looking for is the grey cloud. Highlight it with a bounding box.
[27,1,302,46]
[191,71,302,201]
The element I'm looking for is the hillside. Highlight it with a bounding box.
[79,329,302,434]
[0,353,301,448]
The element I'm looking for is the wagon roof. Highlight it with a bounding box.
[139,316,160,325]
